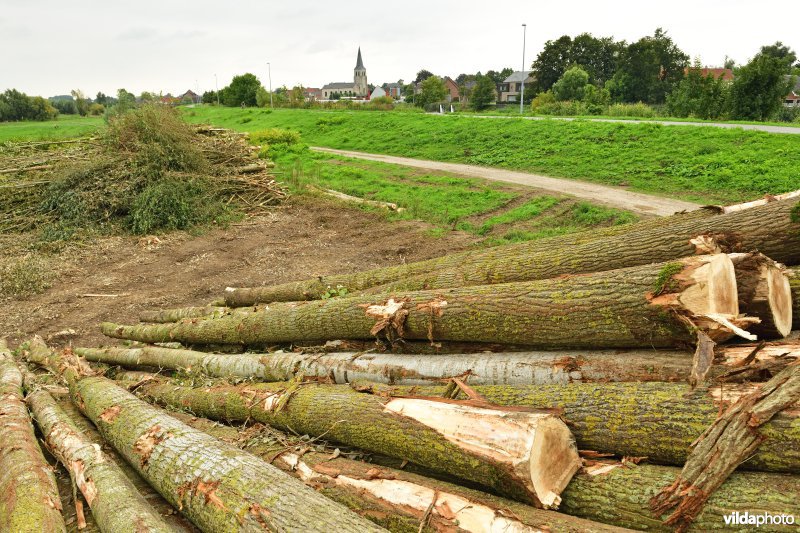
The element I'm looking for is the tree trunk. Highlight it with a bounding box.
[168,413,629,533]
[224,195,800,305]
[48,392,199,532]
[128,377,800,474]
[560,461,800,532]
[730,253,792,338]
[790,266,799,331]
[0,341,66,533]
[79,342,799,386]
[126,375,582,508]
[103,254,759,349]
[24,386,175,533]
[139,306,231,323]
[22,341,385,533]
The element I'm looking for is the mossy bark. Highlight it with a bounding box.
[50,393,199,532]
[0,344,66,533]
[24,344,385,533]
[169,413,629,533]
[25,387,175,533]
[561,463,800,532]
[789,266,799,331]
[131,378,800,474]
[104,256,742,349]
[129,378,581,506]
[225,198,800,305]
[139,306,231,323]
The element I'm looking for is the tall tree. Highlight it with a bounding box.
[607,28,689,104]
[485,68,514,85]
[469,74,497,110]
[70,89,89,116]
[222,73,261,107]
[667,59,730,119]
[531,35,573,92]
[730,42,797,120]
[552,66,590,101]
[414,69,434,83]
[568,33,621,86]
[415,75,447,108]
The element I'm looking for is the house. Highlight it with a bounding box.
[180,90,201,104]
[784,75,800,107]
[684,67,734,81]
[498,70,534,103]
[321,48,369,99]
[303,88,322,101]
[370,86,387,100]
[443,76,460,102]
[385,82,402,100]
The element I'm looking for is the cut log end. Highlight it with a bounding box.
[731,253,793,339]
[529,415,583,509]
[766,266,792,337]
[680,254,739,317]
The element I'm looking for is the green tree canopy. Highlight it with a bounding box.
[222,73,261,107]
[416,75,447,108]
[531,34,621,93]
[414,70,434,84]
[730,42,797,120]
[667,60,730,119]
[552,66,590,101]
[470,74,497,110]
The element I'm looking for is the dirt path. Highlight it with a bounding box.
[311,147,700,216]
[437,113,800,135]
[1,197,478,348]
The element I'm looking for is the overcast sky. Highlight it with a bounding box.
[2,0,797,97]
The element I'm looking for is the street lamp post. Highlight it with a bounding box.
[267,62,273,108]
[215,74,220,106]
[520,23,527,114]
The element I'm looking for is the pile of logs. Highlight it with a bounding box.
[2,191,800,532]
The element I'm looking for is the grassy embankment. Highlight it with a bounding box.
[184,106,800,204]
[0,115,103,142]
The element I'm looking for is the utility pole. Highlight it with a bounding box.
[520,23,527,114]
[268,62,273,108]
[215,74,220,106]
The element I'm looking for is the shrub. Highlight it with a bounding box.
[88,103,105,116]
[552,66,590,101]
[605,102,656,118]
[129,177,224,234]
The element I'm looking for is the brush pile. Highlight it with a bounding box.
[3,190,800,532]
[0,106,285,235]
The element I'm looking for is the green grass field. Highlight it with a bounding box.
[0,115,103,142]
[184,106,800,204]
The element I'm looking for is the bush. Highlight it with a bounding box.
[88,103,105,116]
[605,102,656,118]
[552,66,590,101]
[250,128,304,159]
[0,89,58,121]
[129,178,225,234]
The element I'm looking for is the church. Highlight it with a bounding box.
[321,48,368,99]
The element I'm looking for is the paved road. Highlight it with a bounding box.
[312,147,700,217]
[435,113,800,135]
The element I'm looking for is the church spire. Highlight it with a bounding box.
[355,47,365,70]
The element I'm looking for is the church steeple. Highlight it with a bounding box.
[353,47,368,97]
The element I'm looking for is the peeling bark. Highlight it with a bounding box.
[730,253,792,339]
[650,362,800,532]
[104,255,756,349]
[24,384,175,532]
[132,378,800,473]
[23,342,385,532]
[224,195,800,305]
[171,414,631,533]
[0,340,66,533]
[125,376,581,507]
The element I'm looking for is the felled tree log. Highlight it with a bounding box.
[224,194,800,305]
[561,462,800,532]
[651,362,800,532]
[132,376,800,473]
[0,341,66,533]
[731,253,792,339]
[79,342,799,385]
[49,393,198,532]
[139,306,230,323]
[23,341,385,532]
[790,266,799,330]
[24,385,174,533]
[126,376,582,507]
[167,415,628,533]
[103,254,758,349]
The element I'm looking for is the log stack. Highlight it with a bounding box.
[2,192,799,531]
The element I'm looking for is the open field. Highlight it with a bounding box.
[0,115,103,142]
[184,106,800,204]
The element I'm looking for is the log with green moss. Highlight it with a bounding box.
[225,194,800,305]
[22,340,385,532]
[139,306,230,323]
[165,414,629,533]
[23,383,174,533]
[49,393,199,532]
[103,254,759,349]
[120,374,583,507]
[0,341,66,533]
[128,377,800,474]
[78,342,799,386]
